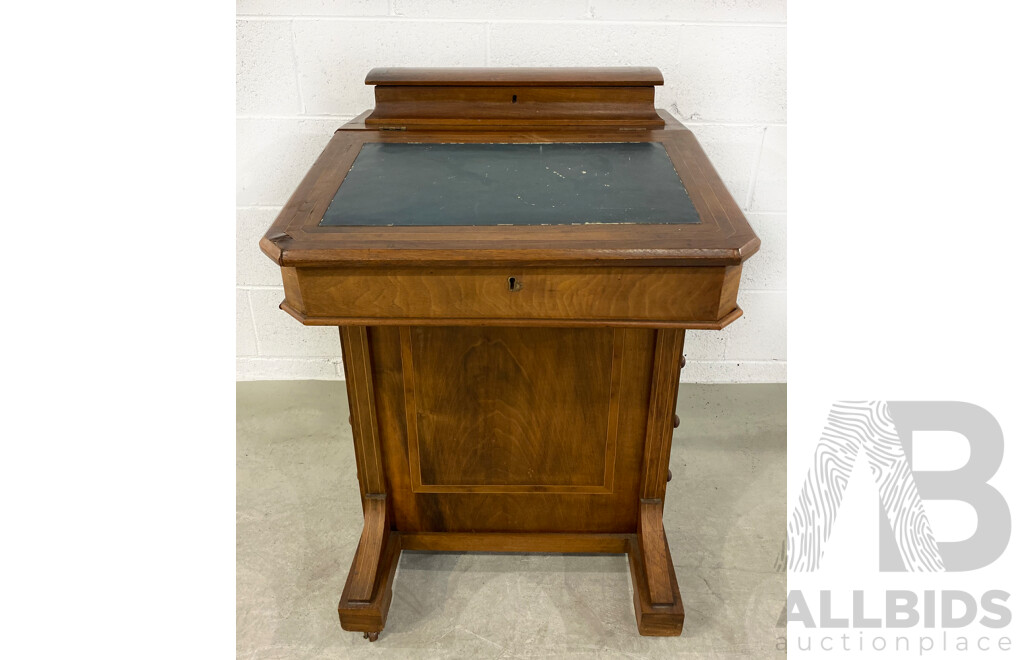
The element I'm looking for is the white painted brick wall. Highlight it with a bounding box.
[236,1,787,382]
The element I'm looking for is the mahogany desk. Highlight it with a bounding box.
[260,67,759,640]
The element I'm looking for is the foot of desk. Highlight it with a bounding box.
[337,498,401,640]
[337,527,683,638]
[337,533,400,638]
[627,506,685,636]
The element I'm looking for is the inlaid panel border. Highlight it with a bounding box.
[399,327,625,494]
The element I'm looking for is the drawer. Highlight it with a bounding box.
[280,265,742,328]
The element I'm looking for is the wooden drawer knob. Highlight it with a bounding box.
[666,469,673,483]
[672,414,680,429]
[679,355,686,370]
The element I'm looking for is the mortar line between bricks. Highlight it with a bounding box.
[683,360,788,365]
[245,290,262,357]
[239,356,343,362]
[236,15,787,28]
[484,23,491,66]
[682,120,787,128]
[745,126,769,211]
[235,114,357,120]
[288,20,305,115]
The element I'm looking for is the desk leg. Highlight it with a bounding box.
[628,500,685,635]
[628,328,686,635]
[337,496,401,640]
[338,327,400,641]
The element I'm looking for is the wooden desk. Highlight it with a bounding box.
[260,67,759,640]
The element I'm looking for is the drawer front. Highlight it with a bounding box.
[283,265,740,327]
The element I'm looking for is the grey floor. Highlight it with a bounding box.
[237,381,786,659]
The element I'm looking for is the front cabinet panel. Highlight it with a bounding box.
[367,325,658,533]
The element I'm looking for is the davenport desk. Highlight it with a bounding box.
[260,67,759,640]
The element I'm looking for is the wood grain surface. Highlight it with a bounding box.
[286,266,735,327]
[367,85,663,128]
[364,325,659,534]
[403,326,620,492]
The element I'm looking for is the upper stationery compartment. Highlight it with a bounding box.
[363,66,665,129]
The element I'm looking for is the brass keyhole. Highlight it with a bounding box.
[508,276,522,292]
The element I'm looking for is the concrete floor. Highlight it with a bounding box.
[237,381,786,659]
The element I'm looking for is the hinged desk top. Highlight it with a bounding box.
[260,67,758,269]
[260,67,758,330]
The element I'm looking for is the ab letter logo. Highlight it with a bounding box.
[788,401,1010,572]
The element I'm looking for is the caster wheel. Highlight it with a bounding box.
[363,631,379,642]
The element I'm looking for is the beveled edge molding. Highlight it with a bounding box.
[280,300,744,330]
[259,127,760,268]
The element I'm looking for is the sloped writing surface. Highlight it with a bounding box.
[320,142,700,227]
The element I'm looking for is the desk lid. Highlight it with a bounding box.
[260,68,759,268]
[320,142,700,228]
